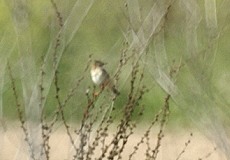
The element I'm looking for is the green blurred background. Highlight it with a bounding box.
[0,0,229,128]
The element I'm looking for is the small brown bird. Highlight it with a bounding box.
[90,60,119,95]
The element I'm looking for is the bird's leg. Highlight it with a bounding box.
[93,91,100,97]
[93,84,105,97]
[92,85,99,97]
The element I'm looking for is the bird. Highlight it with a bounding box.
[90,60,119,95]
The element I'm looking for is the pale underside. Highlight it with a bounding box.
[90,67,107,85]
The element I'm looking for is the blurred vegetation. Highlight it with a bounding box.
[0,0,229,128]
[1,0,230,159]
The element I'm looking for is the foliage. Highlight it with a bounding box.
[0,0,229,159]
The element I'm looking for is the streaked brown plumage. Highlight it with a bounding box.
[90,60,119,95]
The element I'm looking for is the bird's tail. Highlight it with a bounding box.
[105,80,120,96]
[102,78,120,96]
[111,86,120,96]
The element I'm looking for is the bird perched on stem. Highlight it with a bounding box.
[90,60,119,96]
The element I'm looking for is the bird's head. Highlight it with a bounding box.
[93,60,107,67]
